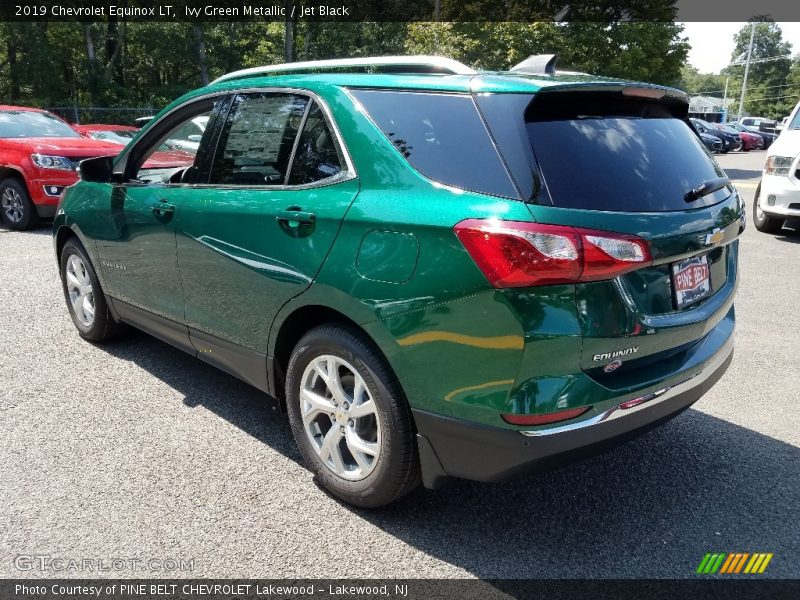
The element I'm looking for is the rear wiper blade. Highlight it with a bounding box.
[685,177,731,202]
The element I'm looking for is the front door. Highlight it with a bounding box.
[96,96,224,327]
[176,91,358,355]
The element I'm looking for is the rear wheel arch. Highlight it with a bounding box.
[270,305,402,408]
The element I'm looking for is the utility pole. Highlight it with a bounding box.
[722,76,729,123]
[737,22,756,121]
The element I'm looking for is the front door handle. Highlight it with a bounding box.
[276,207,316,226]
[151,200,175,216]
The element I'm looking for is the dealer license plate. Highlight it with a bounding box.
[671,254,712,309]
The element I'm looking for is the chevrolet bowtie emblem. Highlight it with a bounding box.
[704,228,724,246]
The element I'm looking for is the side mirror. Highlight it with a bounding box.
[77,156,116,183]
[187,134,202,142]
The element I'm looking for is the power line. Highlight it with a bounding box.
[687,82,798,96]
[739,92,800,103]
[729,53,793,66]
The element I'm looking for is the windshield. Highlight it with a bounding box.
[0,110,80,139]
[789,108,800,130]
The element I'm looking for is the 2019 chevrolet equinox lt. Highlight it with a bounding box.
[53,56,742,507]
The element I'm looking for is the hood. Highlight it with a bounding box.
[770,129,800,157]
[1,136,121,157]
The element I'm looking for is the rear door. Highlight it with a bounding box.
[176,90,358,356]
[478,88,744,383]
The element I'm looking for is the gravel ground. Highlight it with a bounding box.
[0,150,798,580]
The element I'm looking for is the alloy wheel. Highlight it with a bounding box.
[299,354,381,481]
[1,187,24,223]
[65,254,95,326]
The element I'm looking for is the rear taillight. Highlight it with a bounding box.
[454,219,652,288]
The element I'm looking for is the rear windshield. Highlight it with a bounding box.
[523,93,731,211]
[349,89,518,199]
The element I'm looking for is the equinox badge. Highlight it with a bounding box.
[593,347,639,362]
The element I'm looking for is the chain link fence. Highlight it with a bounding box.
[45,106,158,126]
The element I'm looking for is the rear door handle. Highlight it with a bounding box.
[151,200,175,216]
[276,207,316,226]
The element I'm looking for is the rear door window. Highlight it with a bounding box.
[349,89,518,199]
[287,101,344,185]
[524,93,731,211]
[210,93,308,186]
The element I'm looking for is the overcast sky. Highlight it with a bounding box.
[681,22,800,74]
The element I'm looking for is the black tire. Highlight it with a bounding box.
[0,178,39,230]
[286,324,420,508]
[60,237,127,342]
[752,183,785,233]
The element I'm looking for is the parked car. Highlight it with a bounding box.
[725,123,767,150]
[753,99,800,233]
[54,56,742,507]
[73,123,139,143]
[72,123,197,172]
[161,115,208,152]
[700,132,724,153]
[714,123,761,151]
[739,116,777,135]
[0,106,121,229]
[691,118,741,152]
[743,126,778,149]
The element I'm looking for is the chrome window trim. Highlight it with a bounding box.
[116,86,357,191]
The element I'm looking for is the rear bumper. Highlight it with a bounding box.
[415,330,733,488]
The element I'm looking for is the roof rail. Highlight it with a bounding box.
[509,54,558,76]
[211,55,476,85]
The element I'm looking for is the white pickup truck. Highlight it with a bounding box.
[754,100,800,233]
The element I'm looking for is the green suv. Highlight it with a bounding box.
[54,56,742,507]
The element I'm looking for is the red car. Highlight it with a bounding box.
[0,106,120,229]
[712,123,762,151]
[72,123,197,170]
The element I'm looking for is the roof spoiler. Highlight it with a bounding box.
[509,54,557,76]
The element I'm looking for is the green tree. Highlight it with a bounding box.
[675,65,729,96]
[726,20,792,118]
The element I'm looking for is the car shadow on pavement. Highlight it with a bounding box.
[774,221,800,243]
[97,329,302,462]
[367,413,800,579]
[723,167,762,181]
[97,330,799,579]
[0,223,53,235]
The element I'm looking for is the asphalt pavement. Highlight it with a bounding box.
[1,149,798,580]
